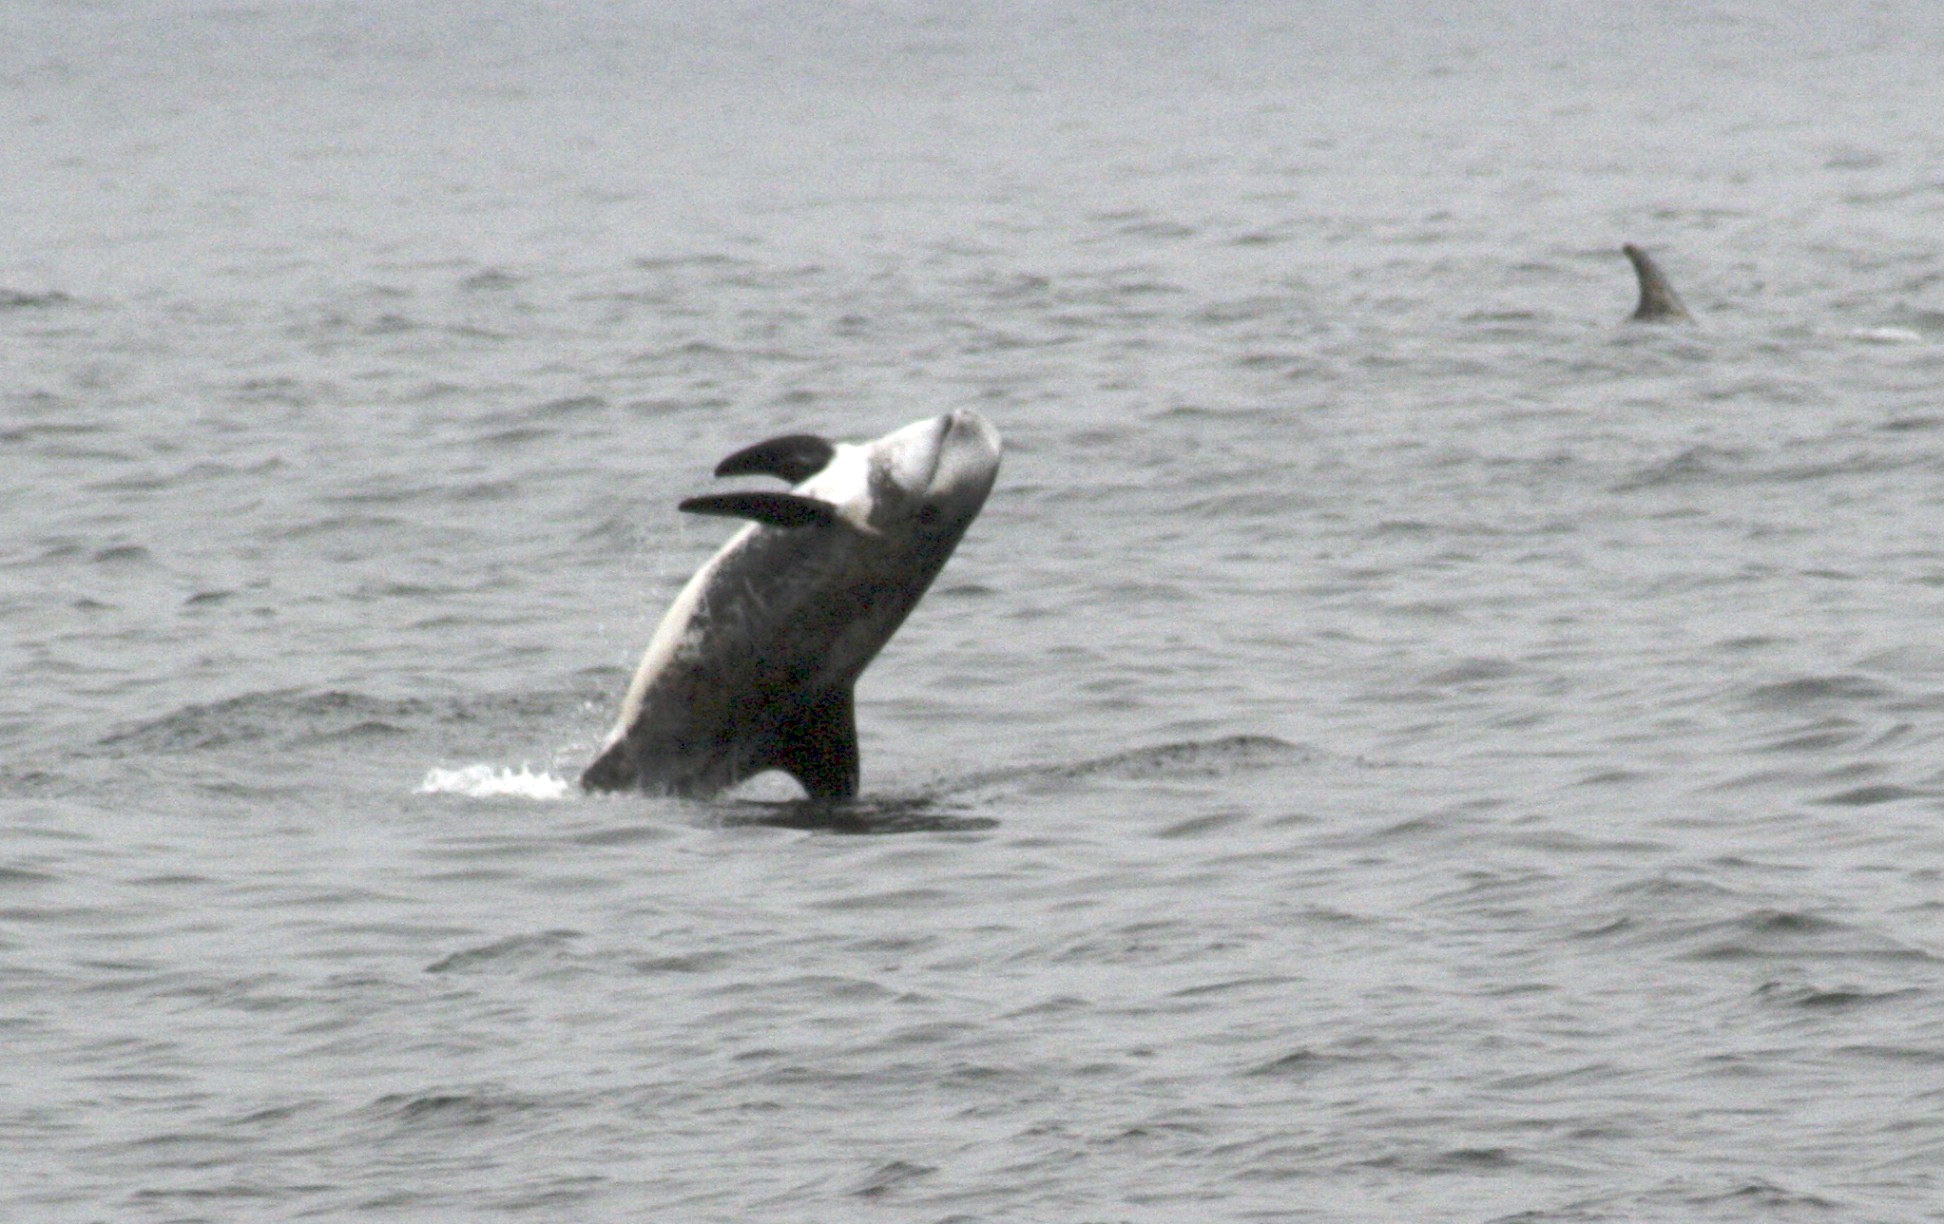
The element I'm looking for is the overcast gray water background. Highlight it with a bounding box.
[7,2,1944,1220]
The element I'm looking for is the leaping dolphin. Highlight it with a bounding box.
[582,409,1002,800]
[1622,243,1692,323]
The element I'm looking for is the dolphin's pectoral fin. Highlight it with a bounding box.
[713,434,838,483]
[678,492,839,529]
[580,738,637,792]
[766,687,859,800]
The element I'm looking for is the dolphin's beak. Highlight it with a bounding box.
[928,409,1002,507]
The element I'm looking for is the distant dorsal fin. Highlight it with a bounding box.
[678,491,838,529]
[713,434,838,483]
[1623,243,1692,323]
[764,687,859,800]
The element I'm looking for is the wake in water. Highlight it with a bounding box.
[715,796,1000,835]
[945,733,1313,794]
[725,734,1313,833]
[416,735,1311,835]
[710,735,1317,834]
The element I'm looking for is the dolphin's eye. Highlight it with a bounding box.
[915,504,942,527]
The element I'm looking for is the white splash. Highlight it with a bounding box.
[418,764,574,801]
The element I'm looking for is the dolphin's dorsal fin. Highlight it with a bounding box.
[1623,244,1692,322]
[678,491,838,529]
[713,434,838,483]
[765,688,859,800]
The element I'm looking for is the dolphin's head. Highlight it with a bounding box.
[861,408,1002,542]
[681,410,1001,553]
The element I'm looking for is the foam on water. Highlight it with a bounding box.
[418,763,574,801]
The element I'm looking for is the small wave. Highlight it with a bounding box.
[718,795,998,835]
[849,1160,936,1200]
[1812,782,1929,807]
[1741,674,1894,711]
[101,689,439,752]
[1753,980,1920,1009]
[1616,445,1916,494]
[947,734,1308,797]
[1610,444,1746,491]
[1676,908,1938,965]
[1501,1175,1843,1221]
[366,1090,552,1132]
[1039,734,1306,782]
[425,930,580,974]
[98,687,592,754]
[459,267,522,291]
[0,288,73,310]
[1850,326,1924,344]
[418,764,573,800]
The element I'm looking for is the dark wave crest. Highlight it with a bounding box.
[97,687,590,755]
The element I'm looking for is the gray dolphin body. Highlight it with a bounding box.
[1622,243,1692,323]
[582,409,1002,799]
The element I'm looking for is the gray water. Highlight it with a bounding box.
[7,1,1944,1219]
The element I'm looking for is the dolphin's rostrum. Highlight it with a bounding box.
[583,409,1002,800]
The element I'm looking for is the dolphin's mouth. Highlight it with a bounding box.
[875,412,953,501]
[914,415,953,495]
[943,407,994,445]
[924,408,1002,505]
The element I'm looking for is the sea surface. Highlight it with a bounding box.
[6,2,1944,1220]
